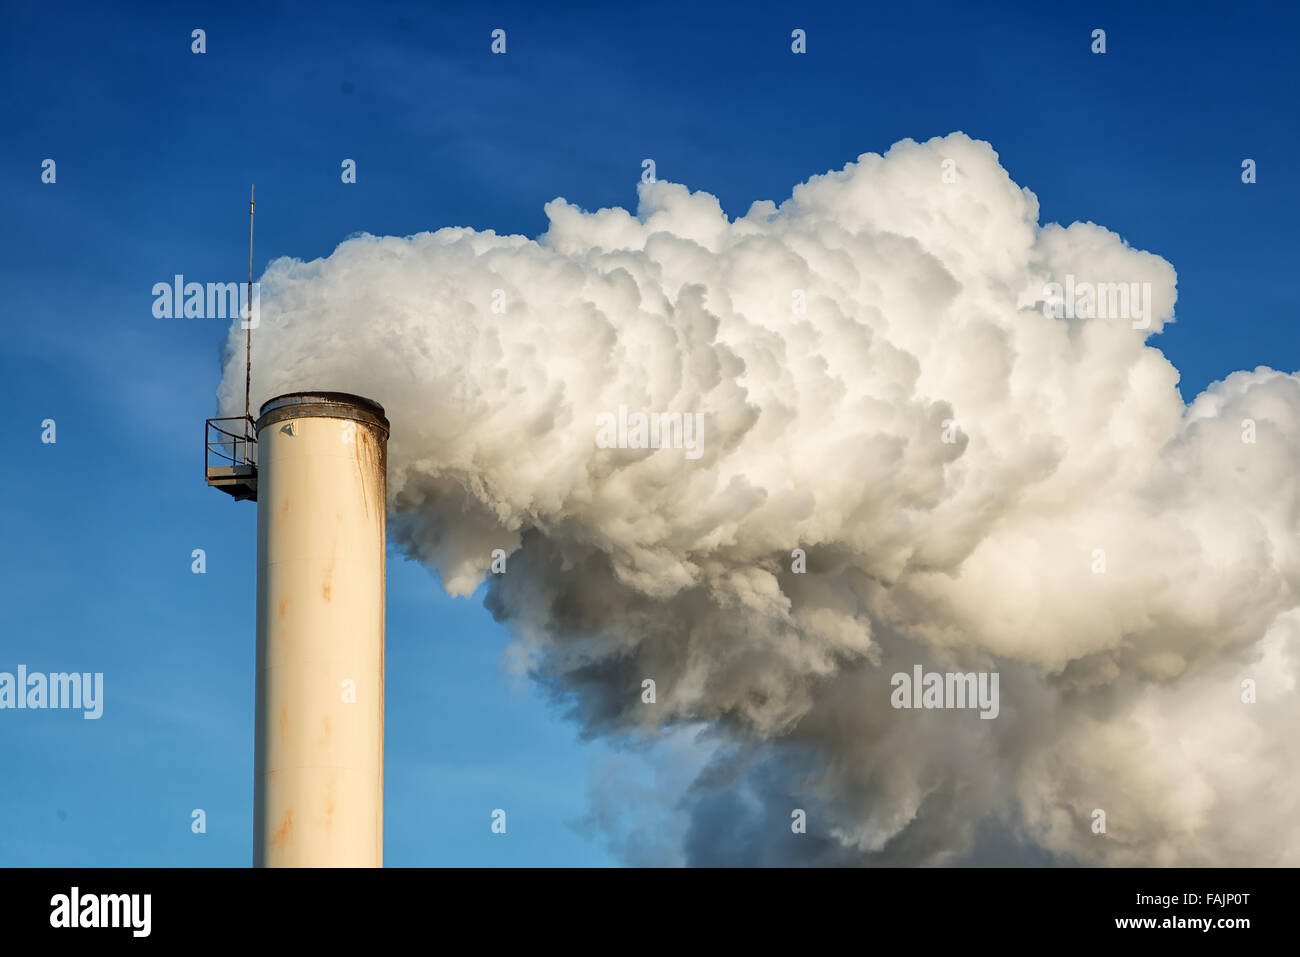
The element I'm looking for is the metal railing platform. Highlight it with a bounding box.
[206,416,258,501]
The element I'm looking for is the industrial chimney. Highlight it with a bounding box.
[206,391,389,867]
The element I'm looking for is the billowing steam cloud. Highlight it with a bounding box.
[220,133,1300,865]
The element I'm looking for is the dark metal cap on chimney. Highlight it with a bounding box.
[255,392,390,437]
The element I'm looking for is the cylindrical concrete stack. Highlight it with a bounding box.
[252,392,389,867]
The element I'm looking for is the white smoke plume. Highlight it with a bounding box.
[219,132,1300,865]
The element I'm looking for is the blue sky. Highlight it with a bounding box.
[1,0,1296,866]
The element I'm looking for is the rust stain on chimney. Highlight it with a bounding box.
[354,426,385,524]
[324,779,337,833]
[269,808,293,852]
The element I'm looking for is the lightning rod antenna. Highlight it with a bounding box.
[245,184,255,424]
